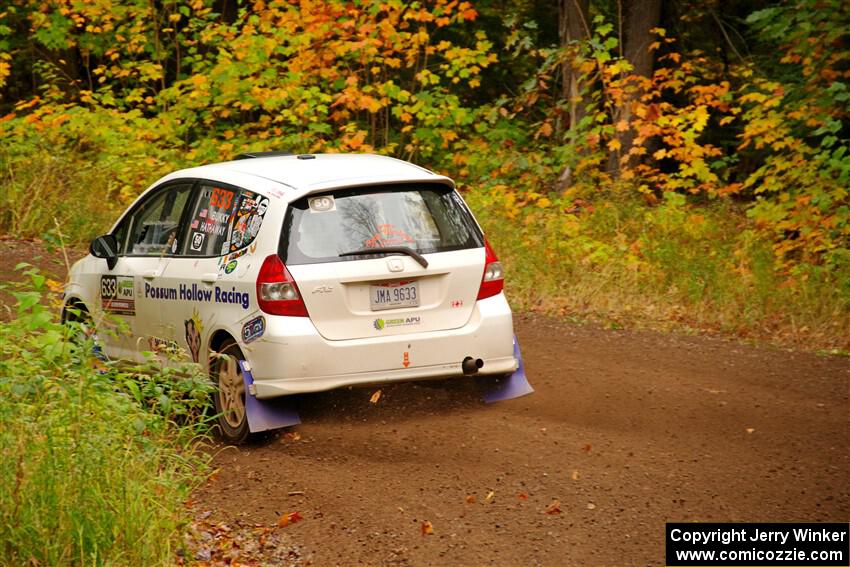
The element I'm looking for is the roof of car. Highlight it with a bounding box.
[163,153,454,196]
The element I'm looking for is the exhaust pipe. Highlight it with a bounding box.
[462,357,484,375]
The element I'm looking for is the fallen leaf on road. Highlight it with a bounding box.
[582,443,592,453]
[421,521,434,536]
[485,490,495,502]
[465,495,476,504]
[545,499,562,515]
[282,431,301,442]
[517,491,529,500]
[745,428,755,434]
[587,502,597,510]
[370,389,382,403]
[276,511,303,528]
[571,470,580,481]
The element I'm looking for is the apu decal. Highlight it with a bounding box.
[372,316,421,331]
[101,275,136,316]
[241,316,265,344]
[224,259,238,274]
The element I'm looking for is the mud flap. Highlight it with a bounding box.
[479,335,534,403]
[238,360,301,433]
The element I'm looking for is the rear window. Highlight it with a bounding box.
[280,185,483,265]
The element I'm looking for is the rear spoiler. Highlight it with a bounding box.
[234,151,294,160]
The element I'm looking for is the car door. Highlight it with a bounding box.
[155,181,270,364]
[98,182,194,361]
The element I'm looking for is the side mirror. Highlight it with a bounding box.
[90,234,119,270]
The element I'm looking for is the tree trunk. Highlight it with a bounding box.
[557,0,590,190]
[608,0,661,174]
[559,0,590,131]
[624,0,660,78]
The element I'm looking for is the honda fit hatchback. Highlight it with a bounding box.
[64,153,518,442]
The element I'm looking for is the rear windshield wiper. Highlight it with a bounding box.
[339,246,429,268]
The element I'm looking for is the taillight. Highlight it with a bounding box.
[476,240,504,300]
[256,254,309,317]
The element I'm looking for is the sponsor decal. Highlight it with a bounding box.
[224,259,238,274]
[101,275,135,316]
[403,351,410,368]
[364,223,415,248]
[218,247,248,267]
[451,299,464,308]
[144,282,250,309]
[190,231,205,251]
[372,316,421,331]
[308,195,335,213]
[241,315,265,344]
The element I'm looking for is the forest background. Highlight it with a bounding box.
[0,0,848,350]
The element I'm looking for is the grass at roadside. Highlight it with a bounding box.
[0,268,213,565]
[467,189,850,351]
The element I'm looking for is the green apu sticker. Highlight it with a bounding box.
[224,260,238,274]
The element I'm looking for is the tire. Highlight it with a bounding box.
[210,339,251,444]
[62,301,105,359]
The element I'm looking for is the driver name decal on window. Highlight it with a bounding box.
[188,185,242,256]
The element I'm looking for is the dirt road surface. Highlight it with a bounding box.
[194,315,849,566]
[4,240,848,565]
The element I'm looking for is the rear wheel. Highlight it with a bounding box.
[210,339,250,444]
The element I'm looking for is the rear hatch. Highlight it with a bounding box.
[281,184,485,340]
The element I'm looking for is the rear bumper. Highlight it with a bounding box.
[242,294,517,398]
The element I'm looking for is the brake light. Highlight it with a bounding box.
[256,254,309,317]
[476,240,504,300]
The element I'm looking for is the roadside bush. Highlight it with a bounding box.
[465,187,850,349]
[0,268,212,565]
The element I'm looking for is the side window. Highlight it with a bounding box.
[186,183,269,257]
[124,184,193,256]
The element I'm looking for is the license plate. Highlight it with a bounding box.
[370,280,419,311]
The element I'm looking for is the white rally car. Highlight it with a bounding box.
[64,153,518,442]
